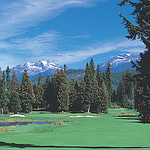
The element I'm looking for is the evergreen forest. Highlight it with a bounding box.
[0,0,150,124]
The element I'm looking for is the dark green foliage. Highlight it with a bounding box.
[77,80,85,112]
[0,71,8,114]
[50,68,69,112]
[6,66,11,91]
[83,62,93,112]
[43,75,51,109]
[68,79,78,111]
[57,82,69,112]
[11,70,20,92]
[20,69,36,113]
[0,67,2,81]
[105,62,112,105]
[99,81,109,114]
[133,51,150,122]
[116,79,127,107]
[9,90,21,114]
[84,59,106,113]
[118,0,150,48]
[89,60,101,113]
[96,64,102,87]
[119,0,150,122]
[34,73,45,109]
[116,69,135,108]
[6,66,11,108]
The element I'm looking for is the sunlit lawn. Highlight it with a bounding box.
[0,109,150,150]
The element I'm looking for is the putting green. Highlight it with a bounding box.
[0,109,150,150]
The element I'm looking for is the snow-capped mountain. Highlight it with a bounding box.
[11,61,63,79]
[99,53,139,72]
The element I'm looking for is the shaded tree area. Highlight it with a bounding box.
[118,0,150,122]
[114,68,135,109]
[0,60,138,115]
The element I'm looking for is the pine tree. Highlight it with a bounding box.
[89,59,101,112]
[9,90,21,114]
[124,68,135,109]
[96,64,102,87]
[77,80,85,112]
[0,71,8,114]
[57,68,69,112]
[43,75,51,109]
[57,82,69,112]
[99,81,109,114]
[68,78,78,111]
[50,67,69,112]
[6,66,12,107]
[34,73,44,109]
[116,79,126,107]
[6,66,11,91]
[105,62,112,105]
[118,0,150,122]
[11,70,20,92]
[84,62,93,112]
[20,69,36,113]
[0,67,2,81]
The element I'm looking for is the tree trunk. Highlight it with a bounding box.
[1,107,3,115]
[87,104,90,113]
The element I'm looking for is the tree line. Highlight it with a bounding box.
[0,59,113,114]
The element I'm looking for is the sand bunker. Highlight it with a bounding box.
[70,115,101,118]
[10,114,26,117]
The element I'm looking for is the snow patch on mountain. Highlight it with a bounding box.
[11,60,62,77]
[99,53,139,72]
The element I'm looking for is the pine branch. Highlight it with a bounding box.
[117,0,130,6]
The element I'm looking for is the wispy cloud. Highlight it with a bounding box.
[28,39,145,65]
[0,0,102,40]
[0,31,59,56]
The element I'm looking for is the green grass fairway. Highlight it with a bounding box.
[0,109,150,150]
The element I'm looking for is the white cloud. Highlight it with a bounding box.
[0,31,59,57]
[28,39,146,65]
[0,0,102,40]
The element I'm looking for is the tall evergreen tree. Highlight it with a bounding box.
[9,90,21,114]
[89,59,101,112]
[57,68,69,112]
[118,0,150,122]
[11,70,20,92]
[20,69,36,113]
[84,62,93,113]
[96,64,102,87]
[105,62,112,105]
[0,67,2,82]
[34,73,44,109]
[6,66,12,106]
[0,71,8,114]
[77,80,85,112]
[124,68,135,109]
[68,78,78,111]
[6,66,11,91]
[43,75,51,109]
[99,81,109,113]
[50,67,69,112]
[116,69,135,109]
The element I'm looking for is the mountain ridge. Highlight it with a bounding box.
[9,53,139,80]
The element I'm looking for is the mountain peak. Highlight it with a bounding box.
[100,53,139,72]
[11,60,62,77]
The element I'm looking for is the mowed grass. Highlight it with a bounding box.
[0,109,150,150]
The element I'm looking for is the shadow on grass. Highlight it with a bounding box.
[0,141,150,149]
[117,117,139,120]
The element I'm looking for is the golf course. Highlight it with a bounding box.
[0,108,150,150]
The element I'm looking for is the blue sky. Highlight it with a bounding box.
[0,0,145,69]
